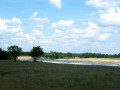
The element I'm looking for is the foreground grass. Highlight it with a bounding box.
[0,60,120,90]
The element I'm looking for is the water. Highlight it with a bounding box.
[37,59,119,67]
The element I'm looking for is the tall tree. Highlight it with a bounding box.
[7,45,22,61]
[30,46,44,62]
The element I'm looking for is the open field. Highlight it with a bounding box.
[0,60,120,90]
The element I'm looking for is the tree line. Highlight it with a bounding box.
[0,45,120,61]
[0,45,44,62]
[43,52,120,59]
[81,52,120,58]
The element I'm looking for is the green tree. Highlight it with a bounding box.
[49,51,61,59]
[66,52,72,59]
[30,46,44,62]
[7,45,22,61]
[0,48,9,60]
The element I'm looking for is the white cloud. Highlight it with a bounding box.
[81,22,100,38]
[100,7,120,25]
[24,33,36,43]
[83,22,113,41]
[49,0,62,8]
[0,18,22,34]
[32,11,38,17]
[51,20,74,28]
[98,33,111,41]
[74,22,112,41]
[22,30,53,47]
[30,12,50,29]
[7,17,22,25]
[30,11,50,23]
[0,17,23,49]
[0,14,52,50]
[0,19,8,32]
[86,0,120,9]
[50,21,113,50]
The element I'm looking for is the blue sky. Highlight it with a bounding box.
[0,0,120,54]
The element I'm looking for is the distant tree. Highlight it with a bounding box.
[0,48,9,60]
[49,51,63,59]
[66,52,72,58]
[30,46,44,62]
[43,53,49,59]
[118,53,120,58]
[59,52,64,59]
[53,52,59,59]
[7,45,22,61]
[21,52,30,56]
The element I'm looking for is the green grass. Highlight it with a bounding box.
[0,60,120,90]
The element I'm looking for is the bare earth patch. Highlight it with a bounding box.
[18,56,32,61]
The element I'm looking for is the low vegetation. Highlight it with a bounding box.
[0,60,120,90]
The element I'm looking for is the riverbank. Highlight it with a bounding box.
[18,56,120,66]
[57,58,120,66]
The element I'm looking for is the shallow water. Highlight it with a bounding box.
[37,59,119,67]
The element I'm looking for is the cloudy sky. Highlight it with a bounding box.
[0,0,120,54]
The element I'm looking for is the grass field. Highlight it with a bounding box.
[0,60,120,90]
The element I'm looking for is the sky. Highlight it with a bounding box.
[0,0,120,54]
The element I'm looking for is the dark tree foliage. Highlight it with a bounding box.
[21,52,30,56]
[44,51,65,59]
[49,51,59,59]
[0,48,10,60]
[44,52,120,59]
[118,53,120,58]
[30,46,44,62]
[80,52,120,58]
[66,52,73,58]
[44,51,73,59]
[7,45,22,61]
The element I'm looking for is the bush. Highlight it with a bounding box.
[0,48,10,60]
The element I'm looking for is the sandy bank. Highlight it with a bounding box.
[18,56,120,66]
[57,58,120,65]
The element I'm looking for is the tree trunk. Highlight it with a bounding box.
[33,57,37,62]
[14,57,17,62]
